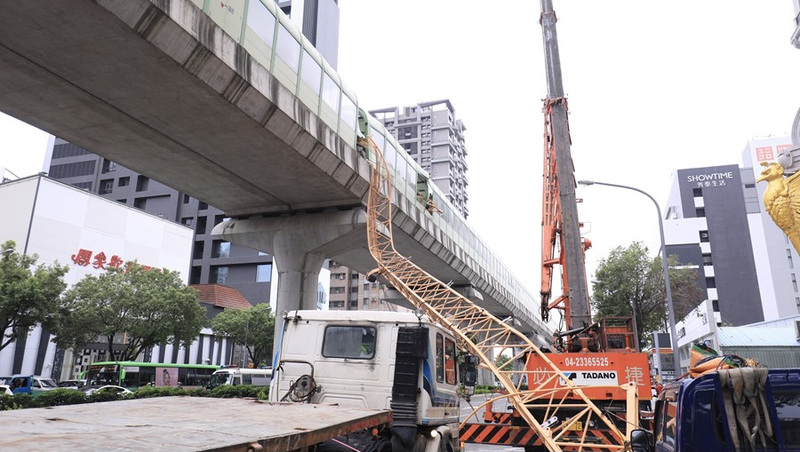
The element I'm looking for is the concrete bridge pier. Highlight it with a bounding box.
[212,209,367,358]
[272,230,326,313]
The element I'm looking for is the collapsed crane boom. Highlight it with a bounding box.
[363,136,637,452]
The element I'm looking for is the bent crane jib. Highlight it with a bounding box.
[363,137,636,452]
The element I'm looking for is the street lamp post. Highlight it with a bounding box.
[578,180,682,378]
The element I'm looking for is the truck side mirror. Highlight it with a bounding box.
[629,428,653,452]
[462,355,479,387]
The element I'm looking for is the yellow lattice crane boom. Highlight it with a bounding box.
[363,135,638,452]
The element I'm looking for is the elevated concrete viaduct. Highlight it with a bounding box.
[0,0,549,339]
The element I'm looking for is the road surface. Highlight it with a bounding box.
[462,393,524,452]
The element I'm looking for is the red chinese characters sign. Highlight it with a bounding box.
[756,146,774,161]
[70,249,146,271]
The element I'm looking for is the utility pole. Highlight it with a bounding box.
[540,0,591,329]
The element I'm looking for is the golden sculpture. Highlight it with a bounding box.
[756,161,800,254]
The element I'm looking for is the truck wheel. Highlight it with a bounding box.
[363,437,389,452]
[390,434,426,452]
[440,433,455,452]
[524,447,546,452]
[390,436,401,451]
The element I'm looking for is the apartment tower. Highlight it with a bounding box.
[328,100,469,311]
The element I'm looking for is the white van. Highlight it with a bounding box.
[206,367,272,389]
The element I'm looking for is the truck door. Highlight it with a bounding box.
[653,388,678,452]
[773,387,800,448]
[11,376,32,395]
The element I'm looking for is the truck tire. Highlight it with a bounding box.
[391,433,426,452]
[440,433,455,452]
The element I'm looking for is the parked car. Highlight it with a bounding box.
[80,385,133,396]
[0,384,13,396]
[57,379,86,389]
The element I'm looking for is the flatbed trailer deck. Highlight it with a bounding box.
[0,397,392,451]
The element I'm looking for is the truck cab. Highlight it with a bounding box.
[270,310,466,450]
[9,375,58,396]
[645,368,800,452]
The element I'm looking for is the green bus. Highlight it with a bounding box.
[80,361,219,390]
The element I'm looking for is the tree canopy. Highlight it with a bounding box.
[494,353,513,372]
[0,240,68,351]
[51,262,207,361]
[591,242,704,348]
[211,303,275,368]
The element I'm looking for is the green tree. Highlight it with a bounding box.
[591,242,704,348]
[646,254,706,322]
[51,263,207,361]
[211,303,275,367]
[0,240,68,351]
[494,353,513,372]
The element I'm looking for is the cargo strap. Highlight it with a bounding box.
[718,368,773,452]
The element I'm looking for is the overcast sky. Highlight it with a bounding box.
[336,0,800,295]
[1,1,799,299]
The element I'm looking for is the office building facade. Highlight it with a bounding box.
[46,139,274,307]
[663,137,800,330]
[0,175,198,378]
[740,137,800,319]
[328,260,400,311]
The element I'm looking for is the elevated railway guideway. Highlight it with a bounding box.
[0,0,547,335]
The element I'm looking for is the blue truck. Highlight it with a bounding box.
[8,375,58,396]
[631,368,800,452]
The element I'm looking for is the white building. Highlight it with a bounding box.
[740,137,800,320]
[662,137,799,330]
[0,174,194,379]
[675,299,800,372]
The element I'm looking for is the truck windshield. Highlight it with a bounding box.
[774,389,800,447]
[322,326,376,359]
[207,372,233,388]
[37,378,58,388]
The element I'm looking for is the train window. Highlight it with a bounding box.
[321,326,376,359]
[383,142,397,172]
[372,132,385,154]
[321,73,340,111]
[435,334,444,383]
[396,156,409,186]
[416,174,429,202]
[275,25,300,72]
[433,192,445,213]
[444,339,456,385]
[300,51,321,94]
[406,159,416,190]
[246,1,276,49]
[341,95,357,130]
